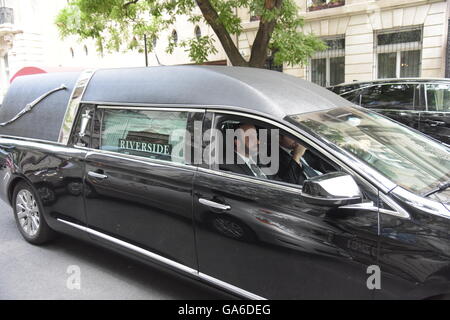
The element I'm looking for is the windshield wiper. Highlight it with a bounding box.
[424,180,450,197]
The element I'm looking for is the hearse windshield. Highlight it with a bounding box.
[289,106,450,195]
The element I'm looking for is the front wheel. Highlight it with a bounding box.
[13,182,55,245]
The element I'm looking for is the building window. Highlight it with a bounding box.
[250,10,260,22]
[375,27,422,79]
[264,55,283,72]
[307,0,345,12]
[194,26,201,39]
[309,37,345,87]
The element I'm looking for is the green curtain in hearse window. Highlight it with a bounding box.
[100,109,189,164]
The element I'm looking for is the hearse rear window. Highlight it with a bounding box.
[100,109,188,164]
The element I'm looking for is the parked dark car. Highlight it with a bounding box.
[0,67,449,300]
[329,79,450,145]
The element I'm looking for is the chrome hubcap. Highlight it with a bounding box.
[16,190,40,237]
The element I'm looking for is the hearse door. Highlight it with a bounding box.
[83,106,202,271]
[192,112,380,299]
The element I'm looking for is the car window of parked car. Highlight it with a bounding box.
[341,89,362,105]
[425,83,450,112]
[98,108,189,164]
[360,84,419,111]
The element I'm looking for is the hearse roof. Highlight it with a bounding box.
[0,66,350,142]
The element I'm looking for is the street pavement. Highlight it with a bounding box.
[0,199,232,300]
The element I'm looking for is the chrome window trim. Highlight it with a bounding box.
[0,134,66,146]
[419,110,450,114]
[368,109,421,113]
[0,136,87,155]
[57,218,266,300]
[58,69,97,145]
[75,145,200,172]
[338,81,450,97]
[98,105,204,113]
[390,186,450,218]
[83,101,235,109]
[379,192,410,219]
[301,193,361,202]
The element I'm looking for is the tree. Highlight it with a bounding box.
[56,0,326,68]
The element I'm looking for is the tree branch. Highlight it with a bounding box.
[248,0,284,68]
[195,0,247,66]
[123,0,140,8]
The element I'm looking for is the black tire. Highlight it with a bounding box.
[12,181,55,245]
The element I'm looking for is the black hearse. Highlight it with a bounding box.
[329,79,450,145]
[0,67,449,300]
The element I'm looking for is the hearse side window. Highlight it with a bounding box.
[360,84,417,111]
[209,114,339,187]
[99,108,189,164]
[425,83,450,112]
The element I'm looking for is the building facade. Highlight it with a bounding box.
[237,0,449,86]
[275,0,450,86]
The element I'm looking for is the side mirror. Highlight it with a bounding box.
[301,172,362,207]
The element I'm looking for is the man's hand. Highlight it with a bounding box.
[292,143,307,164]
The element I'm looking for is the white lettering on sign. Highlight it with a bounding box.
[119,139,172,156]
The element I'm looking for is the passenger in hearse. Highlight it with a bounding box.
[219,123,268,179]
[276,134,322,185]
[218,122,326,184]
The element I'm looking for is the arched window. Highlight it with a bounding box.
[194,26,201,39]
[171,30,178,45]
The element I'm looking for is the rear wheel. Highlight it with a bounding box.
[13,182,55,245]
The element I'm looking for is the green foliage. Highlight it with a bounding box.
[56,0,325,67]
[270,0,327,66]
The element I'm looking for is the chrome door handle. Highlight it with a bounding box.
[199,198,231,211]
[88,171,108,180]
